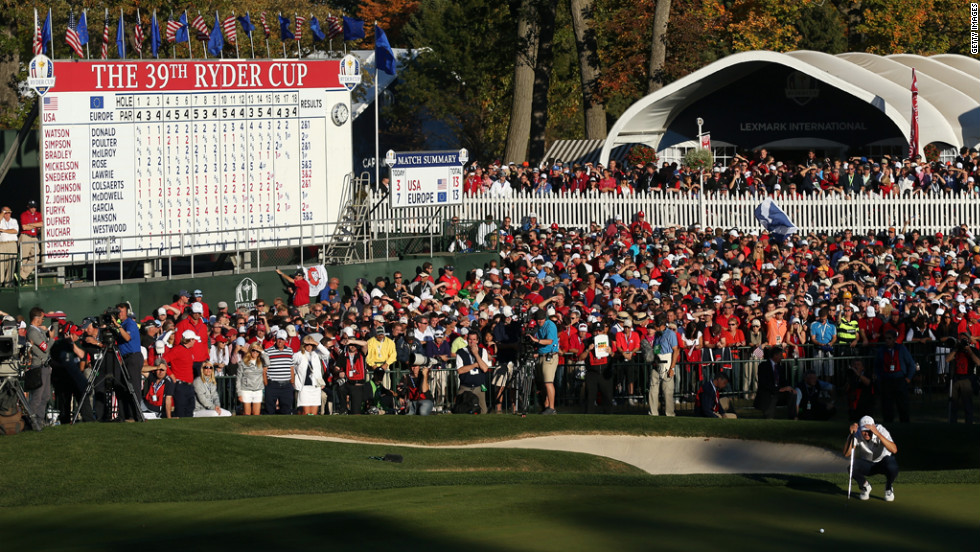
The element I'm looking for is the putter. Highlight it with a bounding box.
[847,435,856,500]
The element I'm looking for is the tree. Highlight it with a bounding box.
[529,0,556,162]
[854,0,965,55]
[503,0,538,164]
[356,0,421,41]
[569,0,606,139]
[647,0,671,94]
[795,1,847,54]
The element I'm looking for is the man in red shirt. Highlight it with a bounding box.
[438,265,462,298]
[163,330,199,417]
[165,290,191,318]
[615,318,642,403]
[191,289,211,319]
[630,211,653,237]
[176,302,210,374]
[19,200,41,282]
[276,268,311,316]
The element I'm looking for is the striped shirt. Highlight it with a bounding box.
[265,346,295,382]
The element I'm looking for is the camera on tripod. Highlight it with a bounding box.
[98,307,122,344]
[0,316,23,377]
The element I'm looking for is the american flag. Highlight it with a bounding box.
[133,11,144,51]
[222,16,237,45]
[33,9,43,55]
[259,12,271,38]
[437,178,447,191]
[166,16,182,42]
[190,14,209,40]
[100,16,110,60]
[43,96,58,111]
[325,15,342,39]
[294,15,306,41]
[66,11,84,57]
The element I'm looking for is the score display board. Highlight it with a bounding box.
[39,59,353,263]
[387,149,467,209]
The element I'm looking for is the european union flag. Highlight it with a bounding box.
[374,25,396,76]
[310,17,325,41]
[238,13,255,35]
[342,16,364,41]
[754,198,798,237]
[278,14,294,40]
[40,10,52,53]
[175,13,189,43]
[116,13,126,58]
[77,11,89,45]
[90,96,104,109]
[151,12,161,57]
[207,13,223,56]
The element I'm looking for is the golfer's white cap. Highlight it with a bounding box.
[191,302,204,314]
[859,415,875,430]
[276,330,288,340]
[181,330,200,342]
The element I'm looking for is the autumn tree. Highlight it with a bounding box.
[569,0,606,139]
[647,0,671,93]
[356,0,421,41]
[503,0,538,164]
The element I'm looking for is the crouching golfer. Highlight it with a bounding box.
[844,415,899,502]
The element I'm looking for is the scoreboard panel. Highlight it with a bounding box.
[387,149,466,209]
[39,60,352,264]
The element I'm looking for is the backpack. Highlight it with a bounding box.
[640,339,655,363]
[452,391,481,414]
[0,386,24,436]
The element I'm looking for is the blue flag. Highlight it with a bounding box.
[116,13,126,58]
[176,13,189,43]
[41,10,52,53]
[238,13,255,36]
[754,198,798,237]
[151,12,161,57]
[310,17,325,41]
[278,14,294,40]
[343,16,364,41]
[374,25,396,76]
[77,11,89,45]
[208,13,224,56]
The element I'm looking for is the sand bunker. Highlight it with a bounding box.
[274,434,846,475]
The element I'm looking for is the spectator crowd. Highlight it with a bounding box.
[13,201,980,427]
[459,147,980,198]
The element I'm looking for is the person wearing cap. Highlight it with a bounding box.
[164,290,192,317]
[810,308,837,380]
[438,265,462,298]
[209,335,231,376]
[455,332,491,414]
[337,333,369,415]
[189,290,210,319]
[293,335,329,415]
[649,315,679,417]
[844,415,899,501]
[110,302,145,421]
[529,308,560,415]
[163,330,202,418]
[276,267,312,316]
[874,330,916,423]
[425,329,453,410]
[615,317,642,405]
[24,307,58,424]
[264,330,296,415]
[366,326,396,374]
[578,321,614,414]
[0,206,19,286]
[629,211,652,237]
[755,346,795,419]
[176,302,209,375]
[237,342,267,416]
[18,200,41,282]
[142,346,174,419]
[794,369,835,421]
[193,362,232,417]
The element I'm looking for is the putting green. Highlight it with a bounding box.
[3,483,976,551]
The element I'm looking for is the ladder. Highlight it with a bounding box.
[321,171,373,265]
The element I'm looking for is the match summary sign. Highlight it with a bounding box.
[387,149,467,209]
[39,59,353,263]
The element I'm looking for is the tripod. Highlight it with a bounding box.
[71,343,145,424]
[0,366,43,431]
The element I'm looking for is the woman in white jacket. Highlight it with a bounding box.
[293,335,328,415]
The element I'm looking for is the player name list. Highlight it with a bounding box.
[40,60,340,262]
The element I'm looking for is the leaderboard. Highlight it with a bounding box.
[39,60,353,263]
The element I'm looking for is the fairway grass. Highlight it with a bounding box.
[1,417,977,551]
[4,483,977,551]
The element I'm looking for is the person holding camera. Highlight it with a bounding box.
[455,332,491,414]
[874,329,916,423]
[112,303,144,421]
[26,307,57,423]
[945,332,978,424]
[48,322,95,424]
[400,362,432,415]
[529,309,559,415]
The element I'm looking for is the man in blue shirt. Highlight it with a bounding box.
[649,315,679,416]
[529,309,559,414]
[809,307,837,379]
[114,302,144,421]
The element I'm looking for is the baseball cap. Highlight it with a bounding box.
[217,301,228,309]
[858,415,875,431]
[181,330,201,342]
[191,303,204,314]
[178,289,190,298]
[577,323,588,331]
[157,307,167,316]
[276,330,288,340]
[193,289,203,297]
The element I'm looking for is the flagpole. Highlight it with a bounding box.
[247,12,255,59]
[33,8,37,54]
[185,10,193,58]
[328,12,333,54]
[84,9,90,59]
[374,21,380,190]
[232,11,240,59]
[279,12,286,57]
[309,13,316,58]
[120,9,126,59]
[199,11,208,59]
[48,9,54,58]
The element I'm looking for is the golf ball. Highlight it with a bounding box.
[820,529,825,534]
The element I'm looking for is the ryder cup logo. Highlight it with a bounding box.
[785,71,819,106]
[27,55,56,96]
[338,54,362,91]
[235,277,258,310]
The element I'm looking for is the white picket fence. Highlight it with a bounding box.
[369,191,980,237]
